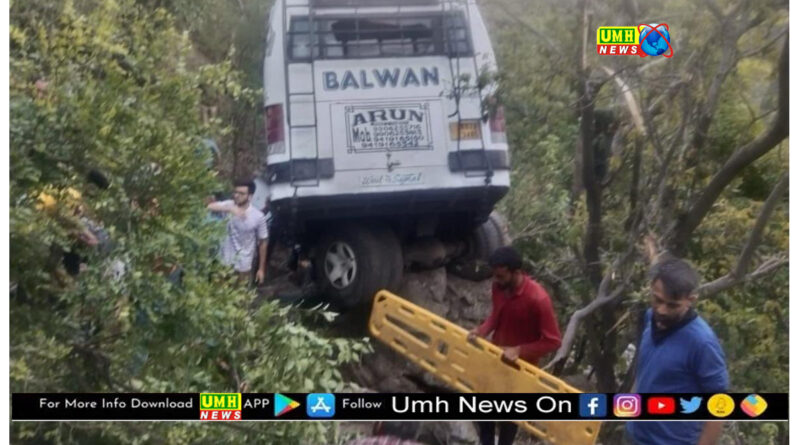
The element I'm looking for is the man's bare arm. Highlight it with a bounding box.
[206,202,232,213]
[255,239,268,284]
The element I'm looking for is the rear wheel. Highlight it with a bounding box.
[467,210,510,261]
[314,223,402,309]
[447,211,510,282]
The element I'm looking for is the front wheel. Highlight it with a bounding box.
[313,223,402,309]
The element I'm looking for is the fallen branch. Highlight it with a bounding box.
[543,282,626,371]
[543,247,637,371]
[600,66,645,135]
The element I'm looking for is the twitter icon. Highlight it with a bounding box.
[680,397,702,414]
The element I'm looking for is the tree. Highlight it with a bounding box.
[485,0,788,442]
[10,1,368,443]
[146,0,274,180]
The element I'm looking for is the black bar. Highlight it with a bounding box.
[12,393,788,421]
[268,158,335,184]
[12,393,198,420]
[448,150,510,172]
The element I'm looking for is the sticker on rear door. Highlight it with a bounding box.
[361,172,424,187]
[346,104,434,153]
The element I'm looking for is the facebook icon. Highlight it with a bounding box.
[579,394,607,418]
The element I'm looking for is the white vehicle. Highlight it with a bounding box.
[263,0,510,308]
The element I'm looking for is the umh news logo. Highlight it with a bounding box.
[200,393,242,421]
[597,24,673,57]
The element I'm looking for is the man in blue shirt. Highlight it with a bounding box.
[627,257,729,445]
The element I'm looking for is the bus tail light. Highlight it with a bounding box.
[488,99,507,143]
[265,104,285,154]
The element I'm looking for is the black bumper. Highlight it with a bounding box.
[269,185,509,238]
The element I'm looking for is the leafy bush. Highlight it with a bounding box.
[11,1,369,443]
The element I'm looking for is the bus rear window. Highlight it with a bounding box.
[288,13,472,61]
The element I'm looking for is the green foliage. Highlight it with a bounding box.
[147,0,274,179]
[692,195,789,394]
[11,1,367,443]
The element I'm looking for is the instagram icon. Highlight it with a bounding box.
[614,394,642,417]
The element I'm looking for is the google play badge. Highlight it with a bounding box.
[275,393,300,417]
[740,394,767,418]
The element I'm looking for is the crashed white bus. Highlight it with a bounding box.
[263,0,510,308]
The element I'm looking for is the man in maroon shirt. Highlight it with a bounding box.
[468,247,562,445]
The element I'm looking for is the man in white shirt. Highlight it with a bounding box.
[207,179,269,284]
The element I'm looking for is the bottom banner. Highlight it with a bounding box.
[12,393,787,421]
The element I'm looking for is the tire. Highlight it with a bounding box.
[370,225,404,293]
[313,223,402,309]
[467,210,510,261]
[488,210,512,247]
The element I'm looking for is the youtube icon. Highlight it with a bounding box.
[647,397,676,415]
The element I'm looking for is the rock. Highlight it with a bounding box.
[421,421,478,445]
[357,343,423,393]
[425,301,452,319]
[398,268,448,305]
[443,274,493,325]
[343,269,498,445]
[404,237,448,270]
[447,259,493,282]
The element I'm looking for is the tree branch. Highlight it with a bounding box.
[494,0,561,58]
[694,172,788,297]
[690,17,740,153]
[740,26,788,59]
[652,94,691,230]
[697,256,788,298]
[733,173,788,277]
[544,247,637,370]
[216,359,243,391]
[703,0,725,22]
[670,35,788,252]
[599,132,632,188]
[543,281,627,371]
[600,66,645,135]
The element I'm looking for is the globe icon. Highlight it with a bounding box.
[639,24,671,57]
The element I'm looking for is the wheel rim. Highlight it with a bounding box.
[324,241,357,289]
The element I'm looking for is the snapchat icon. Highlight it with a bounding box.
[707,394,734,418]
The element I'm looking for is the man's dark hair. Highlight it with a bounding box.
[488,246,523,271]
[648,257,699,299]
[234,179,256,195]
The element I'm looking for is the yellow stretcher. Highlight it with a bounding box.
[368,290,601,445]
